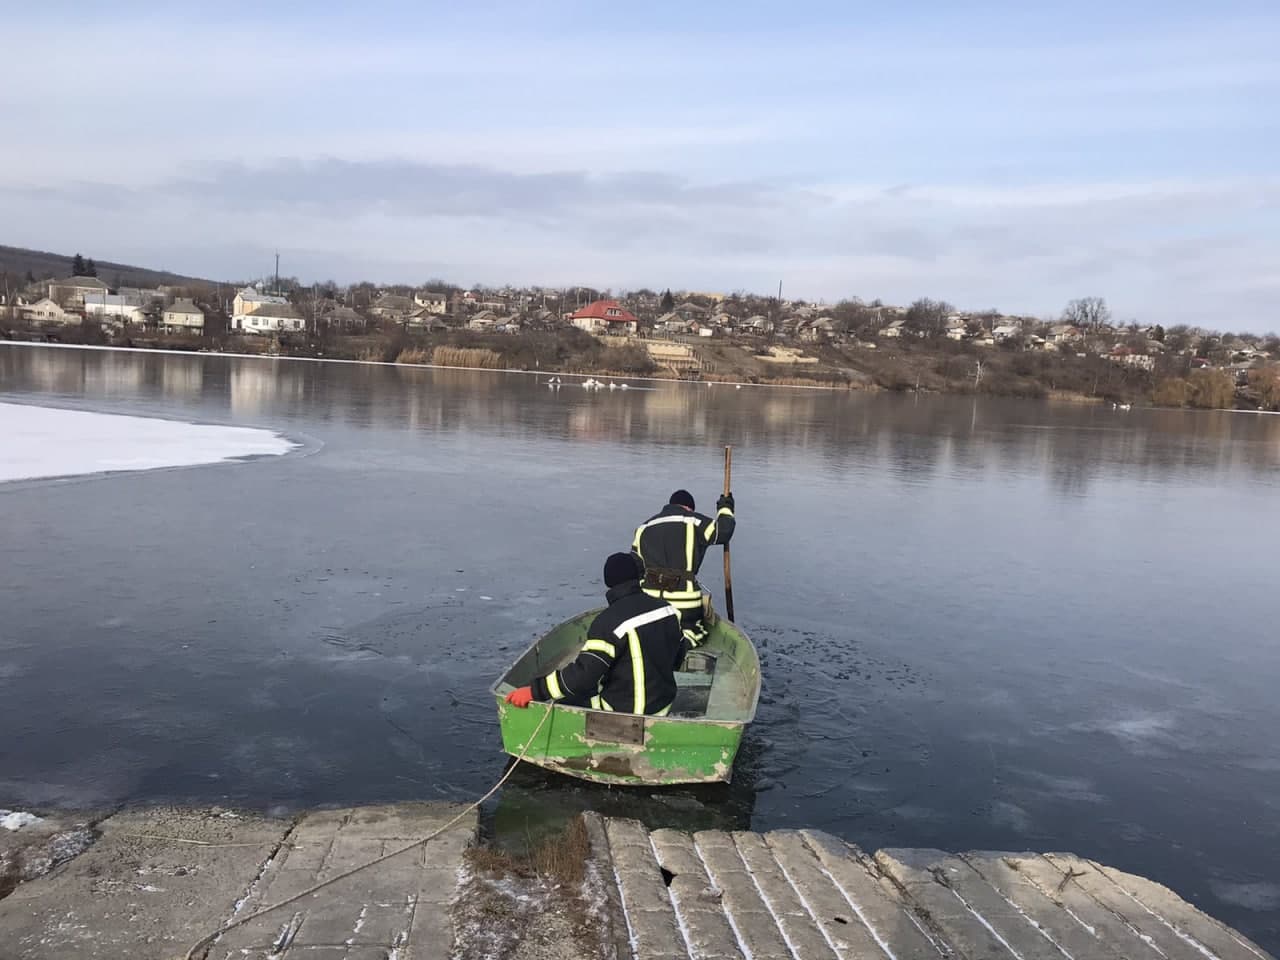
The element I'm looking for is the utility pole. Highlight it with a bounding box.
[274,251,280,296]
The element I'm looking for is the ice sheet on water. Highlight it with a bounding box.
[1,810,43,830]
[0,402,295,482]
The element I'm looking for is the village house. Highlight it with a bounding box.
[992,322,1022,343]
[321,306,367,331]
[880,319,907,338]
[83,292,147,325]
[799,317,836,343]
[468,310,500,331]
[673,301,709,322]
[118,286,166,305]
[233,302,305,334]
[569,300,639,335]
[1109,346,1155,371]
[1048,324,1083,346]
[404,307,446,331]
[48,275,108,308]
[370,293,414,323]
[413,291,449,314]
[21,297,77,324]
[232,286,289,317]
[742,315,773,335]
[161,299,205,333]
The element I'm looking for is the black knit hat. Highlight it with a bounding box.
[669,489,695,510]
[604,552,641,587]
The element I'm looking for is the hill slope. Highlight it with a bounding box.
[0,244,219,289]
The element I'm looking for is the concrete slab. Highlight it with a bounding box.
[800,830,945,960]
[1090,859,1274,960]
[3,805,1271,960]
[1002,852,1169,957]
[961,852,1128,960]
[0,807,290,960]
[1045,852,1226,960]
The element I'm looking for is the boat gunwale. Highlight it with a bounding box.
[490,609,761,728]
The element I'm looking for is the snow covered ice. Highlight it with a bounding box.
[0,403,295,482]
[1,810,43,831]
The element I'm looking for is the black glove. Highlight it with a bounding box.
[717,492,735,511]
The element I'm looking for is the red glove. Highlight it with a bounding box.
[505,686,534,708]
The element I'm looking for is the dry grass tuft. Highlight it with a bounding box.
[431,346,506,369]
[394,347,432,364]
[466,815,589,888]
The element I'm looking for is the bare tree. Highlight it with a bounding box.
[1061,297,1111,331]
[903,298,953,338]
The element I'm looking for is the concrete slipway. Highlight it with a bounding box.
[0,802,1271,960]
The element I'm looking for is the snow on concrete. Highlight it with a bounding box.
[0,403,295,483]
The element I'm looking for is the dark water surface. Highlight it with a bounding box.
[2,344,1278,949]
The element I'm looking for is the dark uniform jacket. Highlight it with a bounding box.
[531,580,684,715]
[632,502,735,625]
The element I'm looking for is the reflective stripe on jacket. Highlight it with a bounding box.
[531,581,684,715]
[632,502,734,625]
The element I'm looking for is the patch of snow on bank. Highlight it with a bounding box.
[1,810,43,831]
[0,403,295,482]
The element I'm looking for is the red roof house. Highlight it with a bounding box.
[569,299,639,334]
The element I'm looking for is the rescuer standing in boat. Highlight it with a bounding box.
[632,488,735,648]
[505,553,685,715]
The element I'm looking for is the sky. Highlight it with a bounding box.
[1,0,1276,329]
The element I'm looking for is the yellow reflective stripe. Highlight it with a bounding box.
[685,522,695,572]
[717,507,735,518]
[583,638,616,658]
[667,598,705,610]
[632,525,643,553]
[654,702,671,717]
[704,519,717,543]
[643,586,701,600]
[628,628,645,714]
[545,672,564,700]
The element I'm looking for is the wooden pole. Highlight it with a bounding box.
[722,445,735,622]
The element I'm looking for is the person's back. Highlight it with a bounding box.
[633,489,734,644]
[583,575,684,714]
[505,553,684,715]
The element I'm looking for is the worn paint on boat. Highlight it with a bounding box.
[491,610,760,785]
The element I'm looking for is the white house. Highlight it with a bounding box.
[414,291,449,314]
[21,297,78,324]
[83,292,146,325]
[162,299,205,333]
[880,319,907,338]
[232,286,288,317]
[233,302,304,334]
[992,323,1022,342]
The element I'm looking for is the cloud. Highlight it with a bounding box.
[3,158,1276,329]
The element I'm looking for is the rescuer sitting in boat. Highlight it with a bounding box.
[631,488,735,647]
[504,553,686,715]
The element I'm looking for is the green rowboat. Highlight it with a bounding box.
[492,611,760,785]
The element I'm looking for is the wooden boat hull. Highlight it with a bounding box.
[492,610,760,785]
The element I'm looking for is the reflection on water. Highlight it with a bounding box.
[2,344,1279,952]
[5,346,1280,492]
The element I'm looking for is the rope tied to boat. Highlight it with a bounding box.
[180,704,556,960]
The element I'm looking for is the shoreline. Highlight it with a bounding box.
[0,339,847,393]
